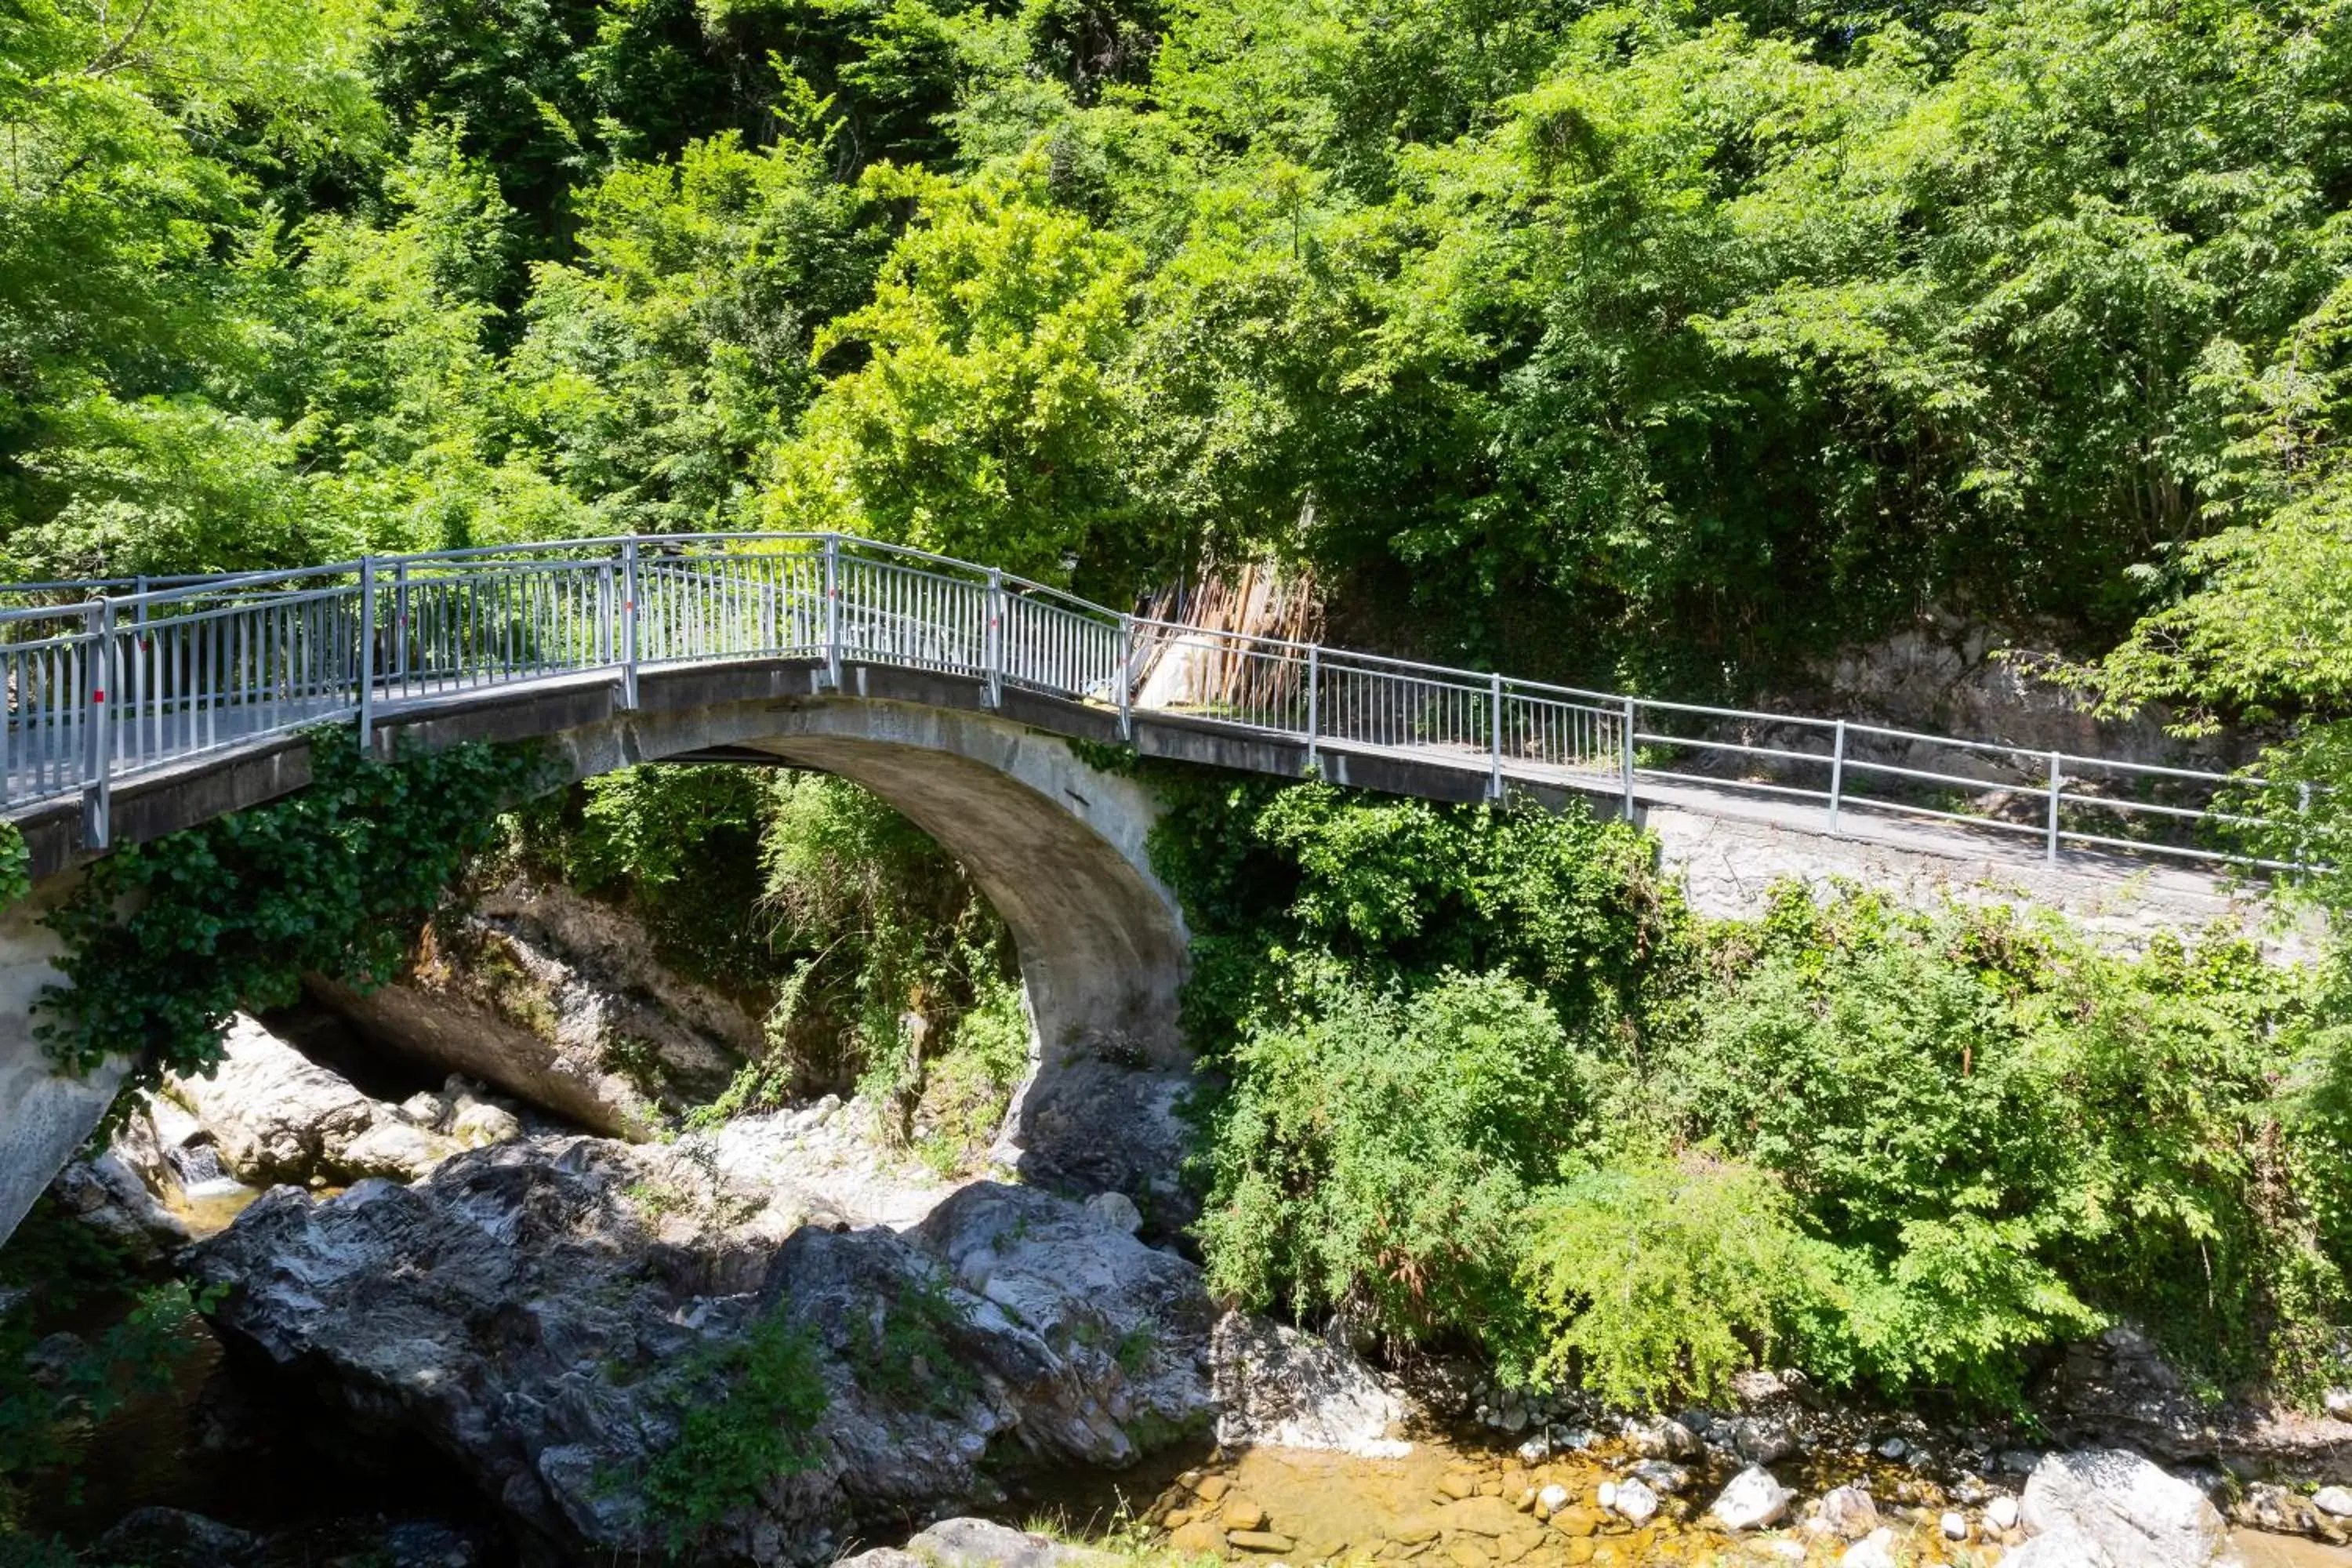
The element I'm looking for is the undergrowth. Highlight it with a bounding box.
[1155,772,2352,1412]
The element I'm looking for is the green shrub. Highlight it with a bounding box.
[1196,964,1599,1350]
[1521,1156,1850,1406]
[1661,887,2335,1400]
[1149,780,1690,1060]
[642,1312,829,1554]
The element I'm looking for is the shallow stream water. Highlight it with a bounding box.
[1033,1430,2352,1568]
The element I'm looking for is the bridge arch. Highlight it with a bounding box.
[0,659,1198,1239]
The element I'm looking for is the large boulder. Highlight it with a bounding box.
[307,875,757,1136]
[837,1518,1115,1568]
[187,1139,1215,1566]
[2019,1449,2239,1568]
[46,1150,187,1264]
[162,1014,476,1187]
[1207,1310,1408,1456]
[165,1015,383,1185]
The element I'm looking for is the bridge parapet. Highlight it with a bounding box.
[0,532,2298,880]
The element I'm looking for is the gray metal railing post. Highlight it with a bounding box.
[1828,719,1847,836]
[133,577,148,628]
[824,534,842,690]
[1118,614,1134,740]
[596,560,613,667]
[1619,695,1637,817]
[1488,673,1504,800]
[620,539,641,710]
[2045,751,2063,865]
[82,599,112,848]
[394,561,410,687]
[985,569,1004,708]
[357,556,376,750]
[1305,644,1319,775]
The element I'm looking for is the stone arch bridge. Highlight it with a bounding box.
[0,534,2295,1240]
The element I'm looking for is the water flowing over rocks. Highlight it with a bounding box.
[308,873,758,1137]
[185,1135,1219,1565]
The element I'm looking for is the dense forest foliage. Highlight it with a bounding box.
[9,0,2352,704]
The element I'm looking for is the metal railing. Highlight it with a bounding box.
[0,532,2292,870]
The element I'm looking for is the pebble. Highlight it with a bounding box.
[1536,1484,1570,1518]
[1987,1496,2021,1531]
[1229,1530,1295,1554]
[1221,1500,1269,1532]
[1436,1473,1479,1502]
[1940,1510,1969,1541]
[2317,1486,2352,1519]
[1628,1460,1688,1497]
[1875,1436,1907,1461]
[1609,1479,1660,1526]
[1841,1527,1900,1568]
[1515,1435,1549,1464]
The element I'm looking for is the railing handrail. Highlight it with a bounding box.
[0,530,2298,874]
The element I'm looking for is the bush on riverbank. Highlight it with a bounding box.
[1158,779,2352,1411]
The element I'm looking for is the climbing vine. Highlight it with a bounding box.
[0,823,27,912]
[37,728,546,1101]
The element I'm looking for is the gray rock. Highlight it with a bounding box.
[47,1150,187,1262]
[2327,1389,2352,1421]
[2003,1524,2119,1567]
[1624,1414,1702,1460]
[1708,1465,1792,1531]
[188,1142,1215,1566]
[91,1507,263,1567]
[448,1101,521,1149]
[2314,1486,2352,1518]
[165,1014,381,1185]
[1817,1484,1879,1540]
[307,873,759,1134]
[1988,1496,2023,1531]
[2020,1449,2236,1568]
[1628,1459,1688,1496]
[839,1519,1113,1568]
[1208,1309,1407,1457]
[1732,1415,1798,1464]
[1083,1190,1143,1236]
[337,1119,464,1182]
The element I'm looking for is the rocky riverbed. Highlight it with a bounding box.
[19,989,2352,1568]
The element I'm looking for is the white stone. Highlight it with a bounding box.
[2020,1450,2230,1568]
[1597,1482,1617,1511]
[1083,1191,1143,1235]
[1536,1485,1570,1518]
[2314,1487,2352,1519]
[1876,1436,1907,1461]
[2325,1388,2352,1421]
[1840,1528,1900,1568]
[1987,1496,2021,1531]
[1941,1510,1969,1541]
[449,1101,521,1149]
[1609,1479,1659,1526]
[1709,1466,1794,1532]
[1516,1434,1549,1464]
